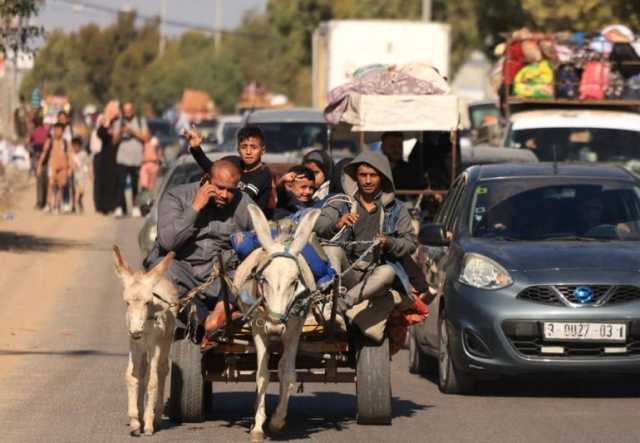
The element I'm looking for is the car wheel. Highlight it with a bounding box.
[438,312,475,395]
[408,327,431,375]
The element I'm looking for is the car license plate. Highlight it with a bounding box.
[543,322,626,342]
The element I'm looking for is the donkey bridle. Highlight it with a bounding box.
[250,249,312,325]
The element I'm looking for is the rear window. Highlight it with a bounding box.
[148,120,176,137]
[166,163,203,189]
[222,123,240,144]
[248,122,327,153]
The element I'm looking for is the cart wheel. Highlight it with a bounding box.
[356,335,392,425]
[168,339,210,422]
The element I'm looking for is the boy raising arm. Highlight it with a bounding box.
[188,126,273,212]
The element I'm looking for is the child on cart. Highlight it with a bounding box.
[188,126,273,214]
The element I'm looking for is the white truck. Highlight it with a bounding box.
[503,107,640,164]
[312,20,451,109]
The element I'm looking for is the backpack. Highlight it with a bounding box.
[579,61,609,100]
[555,64,581,99]
[623,74,640,100]
[89,128,102,154]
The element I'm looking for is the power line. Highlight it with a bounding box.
[50,0,268,38]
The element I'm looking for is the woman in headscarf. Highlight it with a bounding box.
[93,100,121,214]
[302,149,334,202]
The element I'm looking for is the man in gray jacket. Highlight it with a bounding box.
[145,150,253,342]
[315,151,417,314]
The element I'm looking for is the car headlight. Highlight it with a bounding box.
[148,224,157,244]
[459,254,512,290]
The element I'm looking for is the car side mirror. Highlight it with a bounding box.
[419,223,450,246]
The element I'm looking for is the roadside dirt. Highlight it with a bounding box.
[0,166,29,214]
[0,175,112,379]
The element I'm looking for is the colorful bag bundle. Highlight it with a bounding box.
[503,25,640,102]
[513,60,554,98]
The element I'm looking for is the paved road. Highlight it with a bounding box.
[1,210,640,443]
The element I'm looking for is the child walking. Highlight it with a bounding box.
[71,136,90,213]
[139,136,161,193]
[38,123,72,213]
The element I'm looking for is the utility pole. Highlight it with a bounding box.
[159,0,167,56]
[422,0,432,21]
[214,0,222,52]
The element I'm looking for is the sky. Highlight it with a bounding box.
[37,0,267,35]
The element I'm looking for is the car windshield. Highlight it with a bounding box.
[509,127,640,163]
[250,122,327,153]
[469,104,499,129]
[148,120,176,137]
[470,179,640,241]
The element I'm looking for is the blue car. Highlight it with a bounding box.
[410,163,640,394]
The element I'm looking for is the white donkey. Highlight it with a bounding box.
[236,205,321,442]
[112,245,178,436]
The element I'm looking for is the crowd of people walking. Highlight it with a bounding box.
[25,100,159,217]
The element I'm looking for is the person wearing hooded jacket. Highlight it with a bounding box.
[315,151,417,313]
[303,149,334,202]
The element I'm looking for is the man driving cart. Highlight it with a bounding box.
[315,151,425,338]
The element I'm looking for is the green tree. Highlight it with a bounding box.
[140,32,244,114]
[19,30,93,106]
[522,0,616,31]
[0,0,43,54]
[110,19,160,105]
[21,11,159,109]
[332,0,421,19]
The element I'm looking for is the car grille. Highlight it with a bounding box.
[609,286,640,305]
[518,286,563,306]
[517,285,640,307]
[503,320,640,358]
[556,285,610,304]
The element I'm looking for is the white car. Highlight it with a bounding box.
[502,109,640,168]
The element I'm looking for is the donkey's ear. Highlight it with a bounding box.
[289,209,321,256]
[248,204,276,254]
[146,251,175,285]
[112,245,134,281]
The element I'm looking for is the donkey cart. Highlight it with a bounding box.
[165,231,394,429]
[167,295,393,426]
